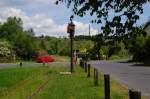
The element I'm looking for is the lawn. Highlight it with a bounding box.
[0,65,130,99]
[53,55,70,62]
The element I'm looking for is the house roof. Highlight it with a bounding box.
[143,20,150,35]
[144,20,150,30]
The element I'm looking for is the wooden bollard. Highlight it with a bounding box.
[87,64,91,77]
[94,68,98,86]
[85,62,87,72]
[129,89,141,99]
[104,74,110,99]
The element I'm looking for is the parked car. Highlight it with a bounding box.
[36,50,55,63]
[37,55,55,63]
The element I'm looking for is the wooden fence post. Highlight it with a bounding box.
[104,74,110,99]
[129,89,141,99]
[85,62,87,72]
[94,68,98,86]
[87,64,91,77]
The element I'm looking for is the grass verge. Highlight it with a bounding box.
[0,66,144,99]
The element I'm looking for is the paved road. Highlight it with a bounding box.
[90,60,150,98]
[0,62,70,68]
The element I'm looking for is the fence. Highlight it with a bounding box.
[79,59,142,99]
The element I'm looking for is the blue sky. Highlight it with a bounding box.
[0,0,149,37]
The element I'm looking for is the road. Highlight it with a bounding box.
[90,60,150,98]
[0,62,70,68]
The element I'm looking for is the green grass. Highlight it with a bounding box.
[0,67,49,99]
[0,66,133,99]
[53,55,70,62]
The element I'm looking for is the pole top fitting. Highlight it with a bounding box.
[70,15,74,23]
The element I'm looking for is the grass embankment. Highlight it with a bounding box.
[0,66,135,99]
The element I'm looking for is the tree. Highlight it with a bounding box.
[56,0,149,36]
[0,17,38,60]
[0,17,23,41]
[0,39,12,58]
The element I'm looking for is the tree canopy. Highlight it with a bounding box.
[56,0,150,36]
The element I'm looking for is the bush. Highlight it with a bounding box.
[109,55,122,60]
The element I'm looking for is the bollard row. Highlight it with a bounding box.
[81,63,141,99]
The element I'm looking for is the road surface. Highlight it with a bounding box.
[90,60,150,98]
[0,62,70,68]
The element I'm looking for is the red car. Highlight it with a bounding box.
[37,55,55,63]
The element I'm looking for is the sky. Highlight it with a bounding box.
[0,0,150,37]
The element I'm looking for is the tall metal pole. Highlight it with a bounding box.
[89,24,91,36]
[67,16,75,73]
[70,32,74,72]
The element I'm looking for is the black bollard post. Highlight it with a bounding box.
[94,68,98,86]
[83,61,85,68]
[19,62,22,68]
[104,74,110,99]
[80,59,82,67]
[129,89,141,99]
[85,62,87,72]
[81,60,84,68]
[43,62,45,66]
[87,64,91,77]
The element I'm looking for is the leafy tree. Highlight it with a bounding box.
[14,33,37,60]
[0,17,38,60]
[56,0,149,36]
[0,17,23,41]
[87,34,105,59]
[143,37,150,63]
[0,39,12,57]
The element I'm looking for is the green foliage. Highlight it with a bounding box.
[56,0,150,62]
[0,16,94,61]
[75,40,94,51]
[0,66,129,99]
[0,17,23,41]
[109,55,122,60]
[89,34,105,59]
[130,36,150,63]
[0,39,12,57]
[0,67,50,99]
[87,33,129,60]
[110,41,128,57]
[0,67,38,88]
[122,26,150,64]
[0,17,38,60]
[57,0,149,36]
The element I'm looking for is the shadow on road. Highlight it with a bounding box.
[117,60,150,67]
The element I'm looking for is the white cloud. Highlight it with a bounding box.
[74,21,98,35]
[25,0,56,3]
[0,7,29,22]
[0,7,98,37]
[0,0,56,7]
